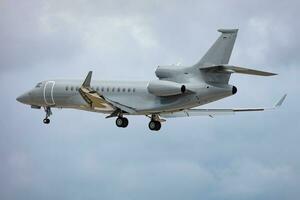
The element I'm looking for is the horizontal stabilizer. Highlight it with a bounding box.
[218,29,239,34]
[200,65,277,76]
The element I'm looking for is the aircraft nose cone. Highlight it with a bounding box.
[16,93,31,104]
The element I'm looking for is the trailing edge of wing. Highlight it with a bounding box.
[160,94,287,118]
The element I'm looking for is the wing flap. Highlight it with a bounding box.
[160,95,286,118]
[160,109,234,118]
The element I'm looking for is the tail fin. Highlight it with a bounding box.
[194,29,238,68]
[189,29,276,84]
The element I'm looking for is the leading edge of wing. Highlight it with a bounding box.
[160,94,287,118]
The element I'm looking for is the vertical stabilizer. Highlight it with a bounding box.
[194,29,238,68]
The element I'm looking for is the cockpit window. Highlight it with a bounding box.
[35,82,42,88]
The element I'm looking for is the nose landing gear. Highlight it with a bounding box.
[43,118,50,124]
[43,107,52,124]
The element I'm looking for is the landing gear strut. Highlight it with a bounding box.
[115,116,129,128]
[43,107,52,124]
[148,114,161,131]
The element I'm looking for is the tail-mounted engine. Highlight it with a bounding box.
[155,65,183,79]
[147,80,186,97]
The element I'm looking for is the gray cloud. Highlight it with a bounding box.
[1,0,300,200]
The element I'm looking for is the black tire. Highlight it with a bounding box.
[149,120,161,131]
[148,121,156,130]
[43,118,50,124]
[115,117,129,128]
[116,117,124,127]
[154,121,161,131]
[122,117,129,128]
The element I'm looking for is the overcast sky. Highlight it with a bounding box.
[1,0,300,199]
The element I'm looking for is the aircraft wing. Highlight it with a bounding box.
[160,94,287,118]
[79,71,136,114]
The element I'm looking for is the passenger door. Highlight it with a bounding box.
[44,81,55,106]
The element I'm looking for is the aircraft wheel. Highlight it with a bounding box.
[155,121,161,130]
[122,117,129,128]
[43,118,50,124]
[116,117,128,128]
[149,120,161,131]
[116,117,123,127]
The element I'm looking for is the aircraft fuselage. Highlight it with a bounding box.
[17,79,235,115]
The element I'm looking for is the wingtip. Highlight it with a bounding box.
[268,72,278,76]
[275,94,287,107]
[82,71,93,87]
[269,72,278,76]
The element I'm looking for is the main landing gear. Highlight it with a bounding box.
[115,116,129,128]
[148,114,162,131]
[113,113,163,131]
[43,107,52,124]
[148,120,161,131]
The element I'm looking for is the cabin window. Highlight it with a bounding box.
[128,88,131,92]
[70,86,74,91]
[107,88,109,92]
[76,86,79,91]
[122,88,125,92]
[133,88,136,92]
[117,88,120,92]
[112,88,115,92]
[66,86,69,91]
[101,87,104,92]
[96,87,99,91]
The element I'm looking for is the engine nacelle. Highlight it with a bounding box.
[147,80,186,97]
[155,65,183,79]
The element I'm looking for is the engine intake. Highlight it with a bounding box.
[147,80,186,97]
[232,86,237,94]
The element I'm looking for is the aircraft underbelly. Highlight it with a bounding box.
[107,93,194,113]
